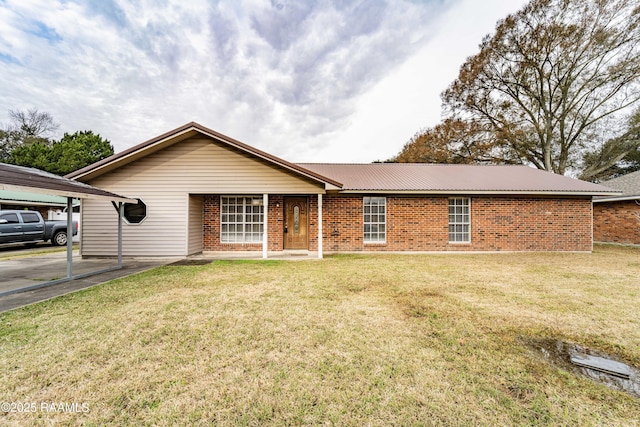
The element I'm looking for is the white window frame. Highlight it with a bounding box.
[449,197,471,243]
[220,196,264,243]
[363,196,386,244]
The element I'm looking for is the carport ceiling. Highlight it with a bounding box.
[0,163,133,203]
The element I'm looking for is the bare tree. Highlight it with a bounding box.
[442,0,640,176]
[7,108,59,142]
[580,108,640,180]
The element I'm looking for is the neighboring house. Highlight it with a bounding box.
[0,190,72,215]
[66,122,617,258]
[593,170,640,245]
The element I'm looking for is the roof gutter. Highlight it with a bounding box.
[593,195,640,203]
[337,189,622,196]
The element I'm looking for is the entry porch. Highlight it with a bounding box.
[190,194,324,259]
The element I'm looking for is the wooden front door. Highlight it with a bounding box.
[284,197,308,249]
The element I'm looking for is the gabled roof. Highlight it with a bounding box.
[64,122,618,197]
[66,122,343,189]
[0,163,133,203]
[298,163,619,196]
[593,170,640,202]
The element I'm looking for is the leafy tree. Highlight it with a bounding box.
[9,130,114,176]
[49,131,114,175]
[439,0,640,176]
[7,141,51,171]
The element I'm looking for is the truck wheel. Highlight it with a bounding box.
[52,231,67,246]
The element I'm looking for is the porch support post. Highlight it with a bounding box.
[263,193,269,259]
[66,197,73,278]
[118,202,123,268]
[318,193,323,259]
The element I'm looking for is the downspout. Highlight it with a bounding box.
[318,193,323,259]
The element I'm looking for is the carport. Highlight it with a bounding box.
[0,163,135,295]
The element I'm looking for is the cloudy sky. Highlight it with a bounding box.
[0,0,528,163]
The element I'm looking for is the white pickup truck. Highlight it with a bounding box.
[0,210,79,246]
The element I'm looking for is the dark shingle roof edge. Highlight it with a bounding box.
[593,170,640,202]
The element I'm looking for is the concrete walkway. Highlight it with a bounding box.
[0,250,172,313]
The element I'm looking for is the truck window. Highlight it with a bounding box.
[21,212,40,223]
[0,213,19,224]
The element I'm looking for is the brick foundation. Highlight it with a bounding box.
[593,200,640,245]
[203,194,593,253]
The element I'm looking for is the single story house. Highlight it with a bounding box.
[66,122,618,258]
[593,170,640,245]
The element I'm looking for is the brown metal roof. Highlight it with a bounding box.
[0,163,134,202]
[297,163,619,195]
[62,121,618,196]
[67,122,342,188]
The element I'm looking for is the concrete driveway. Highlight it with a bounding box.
[0,248,174,313]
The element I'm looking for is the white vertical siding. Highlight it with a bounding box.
[81,137,323,256]
[188,195,203,255]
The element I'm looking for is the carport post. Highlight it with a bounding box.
[262,194,268,259]
[66,197,73,278]
[118,202,123,268]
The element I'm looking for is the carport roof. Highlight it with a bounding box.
[0,163,134,203]
[0,189,79,206]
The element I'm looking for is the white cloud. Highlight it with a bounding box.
[0,0,528,163]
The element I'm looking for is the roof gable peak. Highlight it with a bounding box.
[66,122,341,188]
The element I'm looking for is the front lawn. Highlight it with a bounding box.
[1,245,639,425]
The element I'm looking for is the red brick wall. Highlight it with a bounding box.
[322,195,593,252]
[593,200,640,245]
[203,194,594,252]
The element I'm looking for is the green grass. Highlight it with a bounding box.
[0,244,639,425]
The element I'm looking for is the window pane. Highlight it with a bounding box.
[123,199,147,224]
[363,197,386,243]
[220,196,264,243]
[448,198,470,243]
